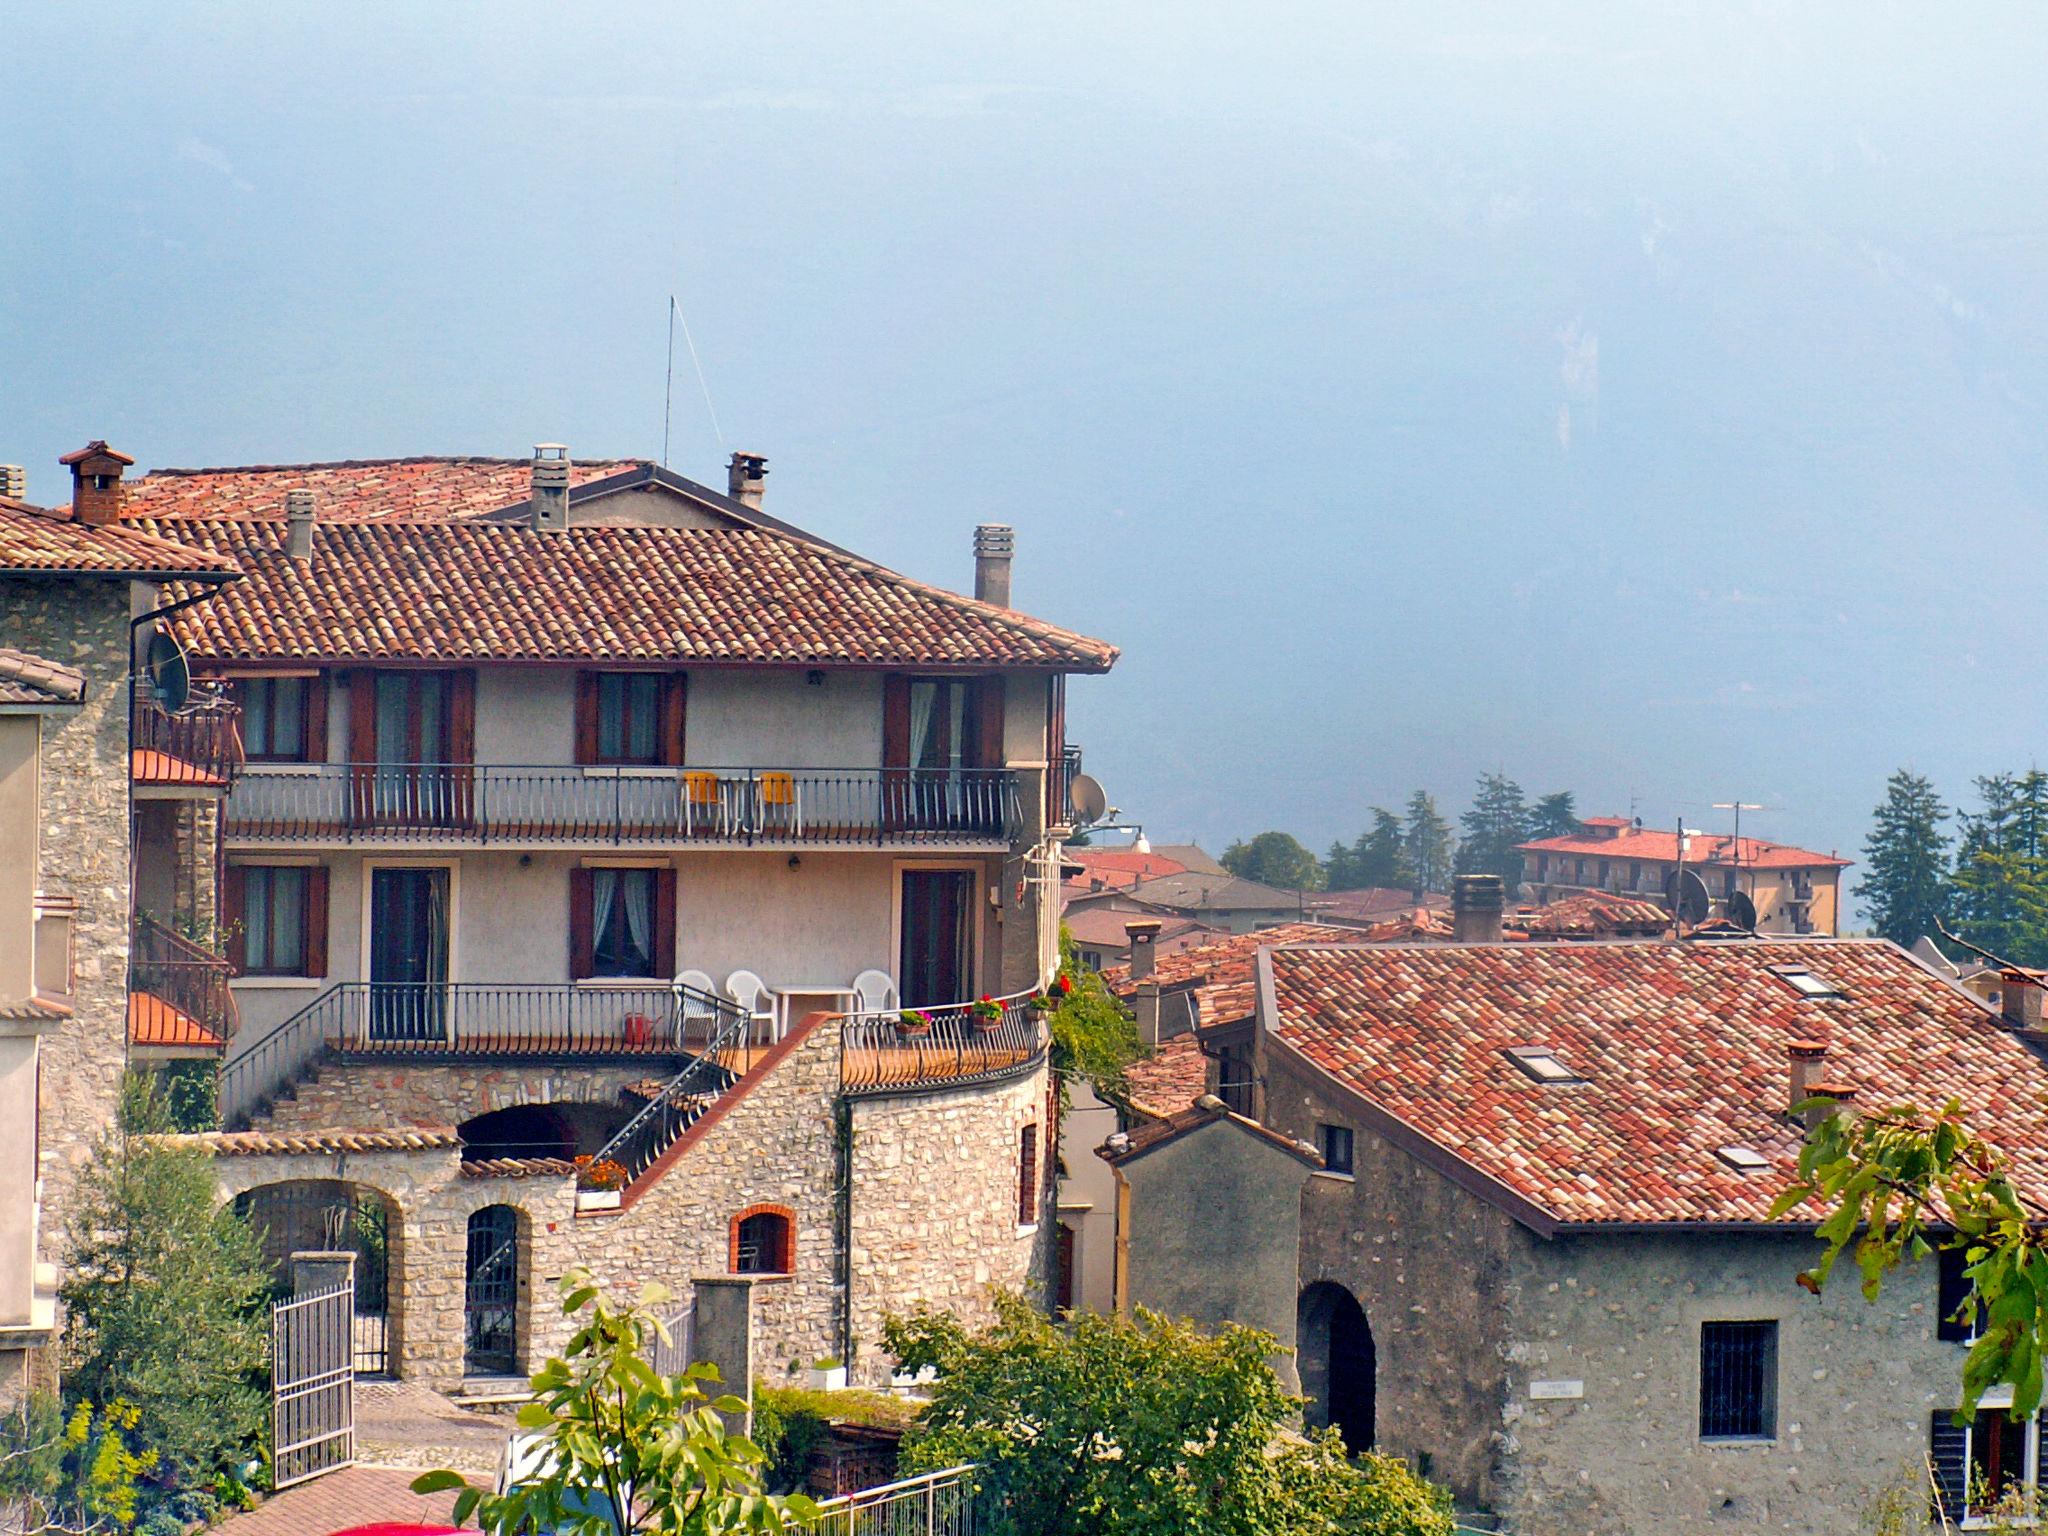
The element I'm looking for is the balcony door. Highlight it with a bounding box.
[899,869,975,1009]
[882,675,1004,833]
[368,866,449,1041]
[350,670,474,827]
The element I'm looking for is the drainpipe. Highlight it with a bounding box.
[833,1095,855,1372]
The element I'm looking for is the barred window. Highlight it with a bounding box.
[1018,1124,1039,1226]
[1698,1321,1777,1440]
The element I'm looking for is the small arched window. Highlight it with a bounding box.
[729,1204,795,1275]
[1017,1122,1039,1226]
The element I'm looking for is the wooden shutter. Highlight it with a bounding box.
[347,671,376,823]
[302,866,330,978]
[1045,673,1066,822]
[221,863,247,974]
[573,672,600,765]
[658,674,687,767]
[1930,1412,1968,1523]
[448,671,477,825]
[301,675,328,762]
[881,673,911,831]
[971,675,1006,769]
[1018,1123,1039,1224]
[568,868,596,981]
[651,867,678,978]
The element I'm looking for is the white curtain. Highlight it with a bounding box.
[909,682,937,769]
[592,869,620,968]
[622,871,654,973]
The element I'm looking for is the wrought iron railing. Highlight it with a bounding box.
[129,914,239,1046]
[132,685,242,785]
[580,1001,754,1194]
[218,980,740,1129]
[800,1465,989,1535]
[223,765,1022,846]
[839,990,1047,1097]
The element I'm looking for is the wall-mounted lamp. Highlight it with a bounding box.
[805,669,825,687]
[788,854,802,871]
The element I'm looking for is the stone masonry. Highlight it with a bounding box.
[254,1059,667,1134]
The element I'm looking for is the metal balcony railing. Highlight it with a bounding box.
[223,765,1022,847]
[217,980,742,1129]
[839,989,1048,1097]
[579,1002,755,1196]
[132,685,243,787]
[129,914,239,1048]
[799,1465,989,1534]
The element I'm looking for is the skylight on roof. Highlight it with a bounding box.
[1504,1046,1581,1084]
[1716,1145,1771,1174]
[1767,964,1845,1000]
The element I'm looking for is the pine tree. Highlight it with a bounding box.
[1323,840,1359,891]
[1353,809,1410,890]
[1401,792,1455,897]
[1856,770,1951,947]
[1455,773,1531,892]
[1949,774,2048,965]
[1527,791,1581,841]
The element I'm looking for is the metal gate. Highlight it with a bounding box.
[465,1206,520,1374]
[271,1280,355,1489]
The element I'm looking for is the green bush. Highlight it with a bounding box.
[751,1385,916,1494]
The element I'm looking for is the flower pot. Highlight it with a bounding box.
[577,1188,622,1212]
[806,1365,848,1392]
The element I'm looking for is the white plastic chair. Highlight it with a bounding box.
[725,969,777,1043]
[851,969,899,1015]
[674,969,720,1045]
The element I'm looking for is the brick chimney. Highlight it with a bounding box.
[0,465,24,501]
[727,452,767,511]
[530,444,571,531]
[1787,1039,1827,1116]
[1452,874,1505,943]
[1125,919,1163,982]
[59,441,134,526]
[2001,968,2045,1030]
[1806,1079,1858,1130]
[284,488,316,561]
[974,524,1014,608]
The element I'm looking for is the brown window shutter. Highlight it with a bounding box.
[881,674,911,767]
[971,676,1006,769]
[221,862,247,974]
[302,675,328,762]
[1045,673,1065,822]
[574,672,599,765]
[659,674,687,767]
[449,670,477,763]
[569,867,595,980]
[651,867,677,978]
[303,866,330,977]
[347,672,376,822]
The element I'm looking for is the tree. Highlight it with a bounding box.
[885,1293,1454,1536]
[1950,774,2048,966]
[1220,832,1323,892]
[1526,792,1580,841]
[1857,770,1952,947]
[0,1396,156,1536]
[60,1076,271,1494]
[414,1270,815,1535]
[1454,773,1530,892]
[1325,811,1410,892]
[1400,793,1455,897]
[1051,928,1145,1101]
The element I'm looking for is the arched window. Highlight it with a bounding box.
[729,1204,795,1275]
[1017,1122,1039,1225]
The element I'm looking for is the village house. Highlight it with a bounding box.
[1519,814,1848,935]
[12,441,1116,1393]
[1100,913,2048,1534]
[0,465,241,1398]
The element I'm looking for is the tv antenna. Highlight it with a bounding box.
[661,294,725,469]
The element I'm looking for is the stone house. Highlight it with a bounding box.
[105,444,1114,1390]
[1101,927,2048,1534]
[0,469,241,1398]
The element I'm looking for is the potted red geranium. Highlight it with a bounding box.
[969,995,1005,1033]
[895,1008,933,1038]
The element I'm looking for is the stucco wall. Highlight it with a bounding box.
[1055,1079,1123,1312]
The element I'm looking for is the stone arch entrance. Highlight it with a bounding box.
[1298,1281,1375,1453]
[465,1205,522,1376]
[236,1179,402,1376]
[459,1100,633,1162]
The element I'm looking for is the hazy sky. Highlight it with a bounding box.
[6,3,2047,891]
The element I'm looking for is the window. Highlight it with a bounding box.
[1932,1405,2039,1524]
[1768,964,1844,1000]
[238,677,312,761]
[1504,1046,1581,1084]
[730,1206,794,1275]
[1699,1321,1777,1440]
[592,868,657,977]
[1216,1041,1256,1115]
[1939,1246,1981,1344]
[229,864,328,977]
[1018,1123,1039,1225]
[1318,1123,1355,1175]
[597,673,662,765]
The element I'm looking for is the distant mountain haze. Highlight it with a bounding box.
[4,3,2042,877]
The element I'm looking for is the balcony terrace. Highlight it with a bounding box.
[131,686,243,791]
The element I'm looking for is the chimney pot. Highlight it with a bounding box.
[1452,873,1505,943]
[530,444,571,531]
[1125,919,1163,982]
[0,465,24,501]
[1805,1079,1858,1130]
[284,489,316,561]
[974,524,1014,608]
[727,452,767,512]
[1787,1038,1827,1115]
[2001,969,2045,1031]
[59,440,134,526]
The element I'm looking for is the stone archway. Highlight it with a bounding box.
[235,1179,404,1376]
[1298,1280,1375,1453]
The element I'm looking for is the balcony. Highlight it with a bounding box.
[222,764,1022,848]
[132,686,243,792]
[839,990,1048,1098]
[129,915,239,1055]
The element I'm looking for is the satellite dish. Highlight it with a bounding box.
[1068,772,1108,826]
[145,629,191,714]
[1664,868,1711,927]
[1727,890,1759,932]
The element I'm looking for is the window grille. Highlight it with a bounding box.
[1018,1124,1039,1224]
[1699,1320,1777,1440]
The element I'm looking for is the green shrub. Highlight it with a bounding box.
[751,1385,916,1493]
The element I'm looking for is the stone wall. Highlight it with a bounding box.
[255,1059,663,1134]
[3,579,134,1233]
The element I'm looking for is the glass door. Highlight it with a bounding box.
[371,672,455,825]
[899,869,974,1009]
[368,866,449,1041]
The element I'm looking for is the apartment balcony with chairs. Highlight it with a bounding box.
[131,684,243,793]
[222,764,1023,849]
[838,989,1049,1098]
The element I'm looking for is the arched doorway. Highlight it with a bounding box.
[458,1101,634,1162]
[1298,1281,1375,1453]
[465,1205,521,1376]
[235,1180,398,1376]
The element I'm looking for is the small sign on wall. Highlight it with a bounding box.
[1528,1380,1584,1400]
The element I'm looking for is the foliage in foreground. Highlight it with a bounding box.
[885,1293,1455,1536]
[0,1396,157,1535]
[1050,928,1145,1101]
[1778,1098,2048,1419]
[414,1270,817,1536]
[60,1075,271,1499]
[750,1385,913,1494]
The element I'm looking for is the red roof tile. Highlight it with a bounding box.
[1122,1032,1215,1120]
[143,518,1116,670]
[0,648,87,706]
[1064,848,1192,889]
[0,498,238,581]
[168,1126,461,1156]
[1098,1097,1323,1168]
[1101,923,1368,1025]
[127,456,641,523]
[1520,824,1849,870]
[1264,939,2048,1231]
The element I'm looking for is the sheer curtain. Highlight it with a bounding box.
[622,871,654,975]
[592,869,620,969]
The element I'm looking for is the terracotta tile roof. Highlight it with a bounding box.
[1061,909,1215,950]
[1306,887,1449,922]
[1064,848,1192,890]
[1263,939,2048,1231]
[141,519,1116,670]
[1098,1096,1323,1169]
[0,497,238,581]
[461,1156,578,1178]
[130,748,227,788]
[1517,892,1671,938]
[1519,823,1850,871]
[167,1126,461,1157]
[1122,1032,1214,1120]
[127,456,642,523]
[0,647,86,706]
[128,993,225,1049]
[1101,922,1367,1025]
[1116,871,1310,913]
[0,995,72,1022]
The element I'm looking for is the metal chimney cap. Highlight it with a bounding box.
[974,524,1015,556]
